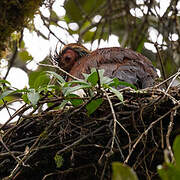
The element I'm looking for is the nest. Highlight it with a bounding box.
[0,86,180,180]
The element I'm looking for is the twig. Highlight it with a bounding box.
[156,89,179,105]
[104,90,131,156]
[38,63,81,81]
[42,164,96,180]
[165,68,180,93]
[2,99,12,118]
[160,119,164,149]
[154,43,168,89]
[0,151,22,158]
[3,30,23,80]
[116,119,132,154]
[154,70,180,88]
[0,104,29,131]
[166,111,175,162]
[39,11,66,45]
[124,103,180,164]
[100,158,108,180]
[7,133,42,179]
[0,99,24,111]
[57,125,107,155]
[104,91,117,157]
[0,135,20,163]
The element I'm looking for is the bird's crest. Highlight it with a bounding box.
[61,43,90,58]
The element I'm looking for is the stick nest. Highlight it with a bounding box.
[0,86,180,180]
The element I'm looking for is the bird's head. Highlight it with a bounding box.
[55,43,90,72]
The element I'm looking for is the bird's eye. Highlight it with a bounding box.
[65,56,71,62]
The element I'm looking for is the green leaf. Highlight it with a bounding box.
[158,164,176,180]
[29,71,50,89]
[0,79,11,85]
[42,84,60,93]
[13,89,29,93]
[83,31,96,42]
[0,88,28,102]
[46,71,65,84]
[63,84,90,96]
[29,71,41,88]
[157,165,168,180]
[112,162,138,180]
[136,37,147,53]
[0,90,14,100]
[50,10,59,24]
[82,72,90,80]
[0,95,16,105]
[63,15,71,24]
[109,78,137,90]
[59,100,68,109]
[108,87,124,102]
[22,93,29,104]
[64,0,104,22]
[27,89,40,106]
[66,80,88,86]
[64,0,82,22]
[173,135,180,170]
[83,0,105,13]
[19,50,33,61]
[86,98,103,115]
[157,164,180,180]
[40,129,48,138]
[20,40,25,48]
[98,69,113,85]
[66,94,84,107]
[54,154,63,168]
[33,72,50,90]
[157,135,180,180]
[87,71,98,86]
[0,88,29,101]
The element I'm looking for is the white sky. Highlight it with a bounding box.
[0,0,178,124]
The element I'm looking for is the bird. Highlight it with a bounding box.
[54,43,158,89]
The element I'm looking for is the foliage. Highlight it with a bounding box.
[54,154,64,168]
[48,68,134,114]
[157,135,180,180]
[112,162,138,180]
[0,68,134,115]
[86,98,103,115]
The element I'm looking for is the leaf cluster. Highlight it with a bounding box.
[1,68,136,116]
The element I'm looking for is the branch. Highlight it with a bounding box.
[38,62,81,81]
[154,43,168,89]
[3,30,23,80]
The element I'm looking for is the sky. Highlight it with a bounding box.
[0,0,178,124]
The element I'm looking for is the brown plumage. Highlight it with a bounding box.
[55,43,158,89]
